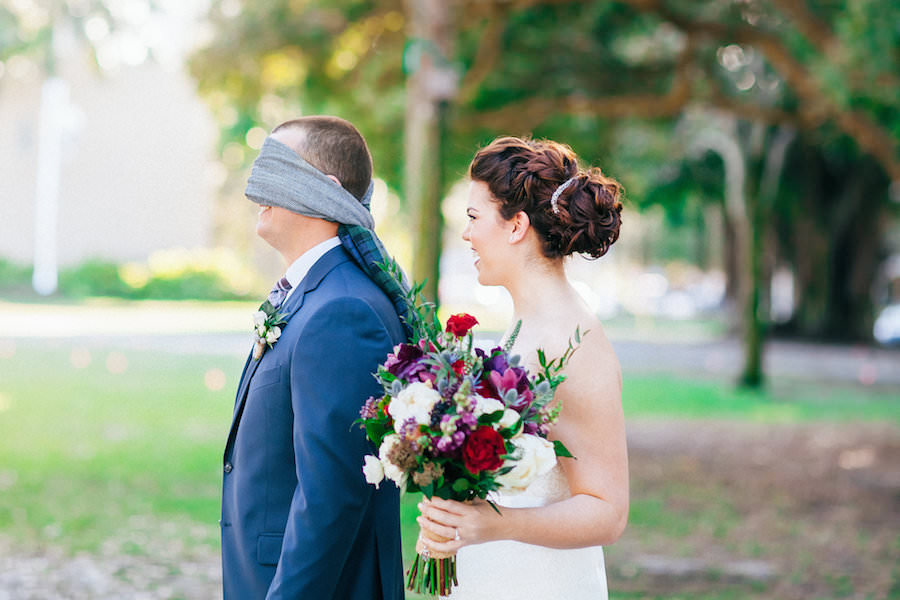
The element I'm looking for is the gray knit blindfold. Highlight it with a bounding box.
[245,136,375,229]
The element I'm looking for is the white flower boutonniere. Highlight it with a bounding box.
[251,300,288,360]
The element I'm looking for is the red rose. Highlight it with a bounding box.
[446,313,479,337]
[451,359,466,376]
[462,426,505,474]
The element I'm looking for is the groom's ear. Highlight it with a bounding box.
[508,211,531,244]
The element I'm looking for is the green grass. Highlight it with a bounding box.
[0,341,897,598]
[624,375,900,423]
[0,345,239,551]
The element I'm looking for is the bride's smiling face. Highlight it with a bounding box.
[462,181,515,286]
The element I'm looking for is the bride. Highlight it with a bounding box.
[416,136,629,599]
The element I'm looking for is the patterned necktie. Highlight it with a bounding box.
[267,277,292,310]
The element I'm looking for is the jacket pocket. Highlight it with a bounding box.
[250,365,283,389]
[257,532,284,566]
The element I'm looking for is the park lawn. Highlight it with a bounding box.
[625,374,900,423]
[0,343,239,554]
[0,341,896,597]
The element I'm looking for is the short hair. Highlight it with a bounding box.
[273,116,373,201]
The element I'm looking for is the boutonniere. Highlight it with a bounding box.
[251,300,288,360]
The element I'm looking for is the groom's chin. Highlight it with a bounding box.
[256,218,277,248]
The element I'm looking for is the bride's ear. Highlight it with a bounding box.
[507,211,531,244]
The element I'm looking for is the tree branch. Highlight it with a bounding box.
[458,15,505,103]
[767,0,837,54]
[463,34,696,132]
[625,0,900,180]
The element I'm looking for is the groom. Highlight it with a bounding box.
[221,116,406,599]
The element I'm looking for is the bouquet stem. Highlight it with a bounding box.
[407,527,458,596]
[406,554,457,597]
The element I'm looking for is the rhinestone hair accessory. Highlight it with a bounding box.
[550,176,578,215]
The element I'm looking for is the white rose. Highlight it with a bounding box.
[472,395,505,418]
[378,434,408,487]
[362,455,384,488]
[498,408,521,430]
[265,326,281,344]
[252,311,267,328]
[257,325,266,337]
[388,381,440,426]
[494,434,557,492]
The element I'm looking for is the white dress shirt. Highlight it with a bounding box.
[281,236,341,304]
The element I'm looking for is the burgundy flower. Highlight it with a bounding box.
[384,343,428,380]
[446,313,479,337]
[475,377,500,400]
[462,426,506,474]
[451,359,466,376]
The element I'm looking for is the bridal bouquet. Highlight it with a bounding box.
[357,264,578,596]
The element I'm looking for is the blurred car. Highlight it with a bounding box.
[873,304,900,345]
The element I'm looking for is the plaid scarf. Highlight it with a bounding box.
[338,224,414,339]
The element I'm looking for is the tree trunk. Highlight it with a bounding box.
[404,0,456,304]
[783,150,888,341]
[740,125,795,388]
[720,205,742,331]
[821,160,888,340]
[741,186,765,387]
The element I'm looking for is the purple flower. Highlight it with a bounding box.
[360,396,379,420]
[477,347,509,373]
[399,417,420,442]
[452,430,466,447]
[384,344,428,380]
[459,411,478,430]
[523,421,549,437]
[440,414,457,436]
[435,430,467,454]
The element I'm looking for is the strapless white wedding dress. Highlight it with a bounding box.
[445,464,608,599]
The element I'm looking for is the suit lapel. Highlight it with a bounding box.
[224,246,350,457]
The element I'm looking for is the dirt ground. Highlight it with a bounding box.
[610,419,900,599]
[2,420,898,599]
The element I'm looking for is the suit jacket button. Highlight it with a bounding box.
[224,462,233,473]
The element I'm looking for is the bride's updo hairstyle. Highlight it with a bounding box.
[468,136,623,259]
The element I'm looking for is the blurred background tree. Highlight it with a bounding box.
[190,0,899,387]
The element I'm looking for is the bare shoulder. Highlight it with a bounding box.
[524,304,621,414]
[562,317,621,401]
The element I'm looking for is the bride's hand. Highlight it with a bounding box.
[417,497,500,553]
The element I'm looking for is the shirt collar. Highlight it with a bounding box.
[283,236,341,300]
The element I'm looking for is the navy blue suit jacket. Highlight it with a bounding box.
[221,246,406,600]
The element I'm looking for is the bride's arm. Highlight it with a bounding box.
[418,336,629,550]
